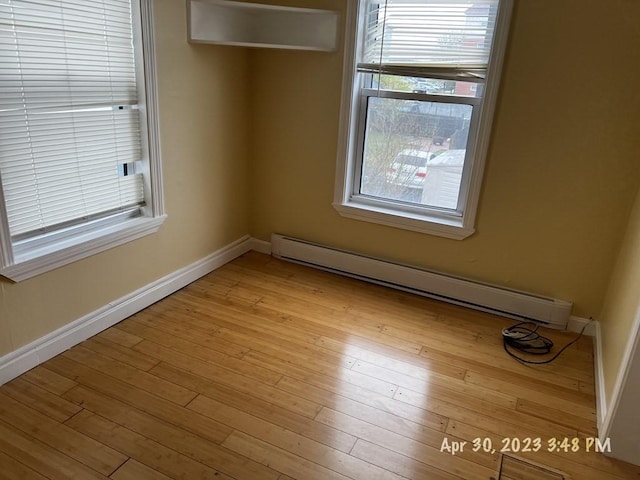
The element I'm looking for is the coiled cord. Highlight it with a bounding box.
[502,320,592,365]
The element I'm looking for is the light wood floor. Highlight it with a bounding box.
[1,252,639,480]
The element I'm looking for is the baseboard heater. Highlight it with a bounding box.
[271,234,571,329]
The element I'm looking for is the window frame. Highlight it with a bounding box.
[333,0,513,239]
[0,0,165,282]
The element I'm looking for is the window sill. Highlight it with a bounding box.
[333,199,475,240]
[0,215,166,282]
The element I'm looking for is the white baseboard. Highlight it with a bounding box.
[567,316,605,431]
[599,310,640,455]
[248,237,271,254]
[0,234,259,386]
[567,316,596,336]
[593,320,607,432]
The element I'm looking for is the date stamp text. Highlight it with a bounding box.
[439,437,611,455]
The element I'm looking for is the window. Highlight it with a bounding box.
[334,0,512,239]
[0,0,164,281]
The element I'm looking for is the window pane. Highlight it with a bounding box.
[360,96,471,210]
[373,75,481,98]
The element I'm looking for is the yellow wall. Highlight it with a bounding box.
[0,0,251,357]
[600,188,640,406]
[249,0,640,318]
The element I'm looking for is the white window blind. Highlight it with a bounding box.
[0,0,144,238]
[359,0,499,81]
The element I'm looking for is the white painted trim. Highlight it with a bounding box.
[566,316,606,431]
[567,315,597,336]
[139,0,165,218]
[1,216,166,282]
[333,202,475,240]
[333,0,358,207]
[0,234,261,386]
[600,305,640,445]
[248,237,271,254]
[593,320,607,432]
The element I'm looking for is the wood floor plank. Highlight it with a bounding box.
[212,292,426,356]
[315,336,468,385]
[110,459,173,480]
[120,319,283,385]
[579,380,596,396]
[216,263,445,336]
[463,370,595,412]
[201,273,423,354]
[382,317,593,369]
[420,341,582,391]
[126,310,249,358]
[437,306,595,361]
[222,431,350,480]
[516,398,597,435]
[220,258,447,328]
[1,377,81,422]
[81,336,160,372]
[62,345,197,406]
[0,420,109,480]
[0,450,50,480]
[65,410,237,480]
[231,257,434,320]
[62,386,279,480]
[154,295,362,373]
[351,358,517,409]
[188,394,406,480]
[44,355,234,446]
[177,287,325,347]
[214,326,361,377]
[241,349,398,398]
[149,361,357,453]
[0,392,127,476]
[20,365,77,396]
[96,327,143,348]
[135,340,322,418]
[420,337,589,390]
[314,407,498,478]
[276,375,448,432]
[394,386,578,438]
[453,354,594,411]
[139,298,339,367]
[350,439,463,480]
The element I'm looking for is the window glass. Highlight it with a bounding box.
[360,96,471,209]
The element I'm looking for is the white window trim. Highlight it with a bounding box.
[333,0,513,240]
[0,0,165,282]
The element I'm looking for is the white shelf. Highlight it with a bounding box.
[188,0,339,52]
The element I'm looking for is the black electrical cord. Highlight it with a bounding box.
[502,319,593,365]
